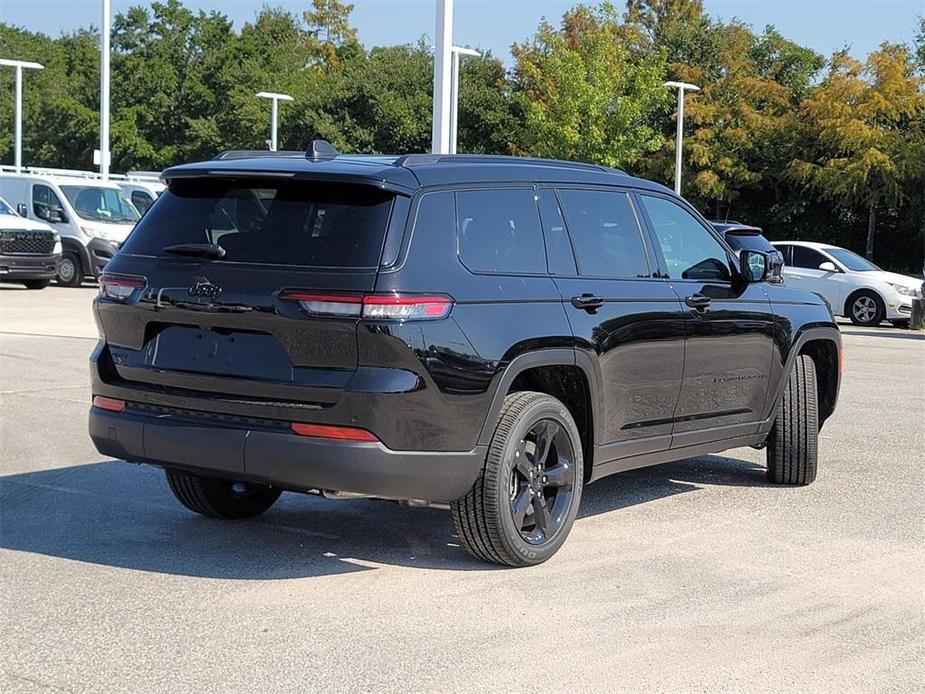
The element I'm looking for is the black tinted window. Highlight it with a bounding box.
[557,189,649,278]
[790,245,828,269]
[32,184,64,222]
[456,189,545,274]
[640,195,730,282]
[723,232,775,253]
[131,191,154,215]
[120,180,394,268]
[537,189,576,275]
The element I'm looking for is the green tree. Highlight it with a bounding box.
[511,3,668,167]
[789,45,923,258]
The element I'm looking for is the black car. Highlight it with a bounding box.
[89,143,842,566]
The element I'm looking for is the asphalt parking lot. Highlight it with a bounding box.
[1,284,923,693]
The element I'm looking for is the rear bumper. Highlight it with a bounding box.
[0,253,60,280]
[89,407,486,502]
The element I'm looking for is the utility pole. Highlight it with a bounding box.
[664,81,700,195]
[256,92,294,151]
[100,0,111,179]
[431,0,454,154]
[0,59,43,173]
[448,47,480,155]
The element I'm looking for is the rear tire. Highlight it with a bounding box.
[22,279,50,290]
[165,469,282,519]
[846,290,884,326]
[766,354,818,485]
[451,391,583,567]
[55,252,82,287]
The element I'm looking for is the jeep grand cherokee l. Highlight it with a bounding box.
[89,143,842,567]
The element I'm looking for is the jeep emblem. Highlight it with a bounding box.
[189,278,222,300]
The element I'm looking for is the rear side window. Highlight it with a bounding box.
[790,245,828,270]
[456,189,546,274]
[557,189,650,279]
[131,191,154,215]
[120,179,395,268]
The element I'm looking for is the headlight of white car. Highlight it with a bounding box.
[887,283,919,298]
[81,226,111,241]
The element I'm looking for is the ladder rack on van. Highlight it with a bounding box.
[0,165,161,182]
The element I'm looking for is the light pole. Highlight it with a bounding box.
[100,0,111,178]
[664,81,700,195]
[0,58,44,173]
[431,0,454,154]
[256,92,294,151]
[449,46,480,155]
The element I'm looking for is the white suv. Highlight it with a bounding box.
[772,241,922,327]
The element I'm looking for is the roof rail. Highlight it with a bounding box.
[392,153,623,174]
[212,150,304,161]
[0,165,142,181]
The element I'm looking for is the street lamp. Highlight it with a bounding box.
[664,81,700,195]
[256,92,294,152]
[0,58,44,173]
[449,46,480,155]
[432,0,454,154]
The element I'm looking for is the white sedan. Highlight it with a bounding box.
[771,241,923,327]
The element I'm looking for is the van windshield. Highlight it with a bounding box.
[0,197,15,216]
[119,179,395,268]
[60,185,141,224]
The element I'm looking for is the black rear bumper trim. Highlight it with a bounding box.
[89,408,485,502]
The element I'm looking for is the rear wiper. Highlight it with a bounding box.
[163,243,226,259]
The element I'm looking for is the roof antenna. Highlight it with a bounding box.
[306,140,339,162]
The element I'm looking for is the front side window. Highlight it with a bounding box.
[557,189,649,279]
[640,195,731,282]
[119,179,395,268]
[60,185,140,224]
[790,245,829,270]
[32,184,65,222]
[456,189,546,274]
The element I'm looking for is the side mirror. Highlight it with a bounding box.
[818,261,838,273]
[48,207,67,224]
[16,203,28,217]
[739,249,771,283]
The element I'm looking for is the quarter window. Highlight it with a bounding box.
[456,189,546,274]
[557,189,650,279]
[639,195,731,282]
[131,191,154,215]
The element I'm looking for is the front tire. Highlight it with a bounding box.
[55,252,83,287]
[847,290,884,326]
[165,469,282,519]
[451,392,583,567]
[766,354,818,485]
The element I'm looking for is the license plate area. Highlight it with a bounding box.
[149,326,293,381]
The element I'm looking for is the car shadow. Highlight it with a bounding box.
[1,454,766,578]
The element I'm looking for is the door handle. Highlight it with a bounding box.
[684,293,711,311]
[570,294,605,312]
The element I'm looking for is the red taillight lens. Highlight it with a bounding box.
[290,422,379,442]
[93,395,126,412]
[99,274,146,301]
[280,291,453,321]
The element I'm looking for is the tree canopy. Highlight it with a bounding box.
[0,0,922,269]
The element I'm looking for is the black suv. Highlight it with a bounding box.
[89,143,841,566]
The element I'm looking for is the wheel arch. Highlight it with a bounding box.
[477,349,598,478]
[843,286,884,321]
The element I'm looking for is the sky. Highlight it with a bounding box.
[0,0,921,64]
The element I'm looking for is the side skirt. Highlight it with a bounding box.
[588,433,766,483]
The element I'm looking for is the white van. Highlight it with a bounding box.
[0,168,140,285]
[117,172,165,216]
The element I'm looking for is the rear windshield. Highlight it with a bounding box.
[724,231,775,253]
[120,179,395,268]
